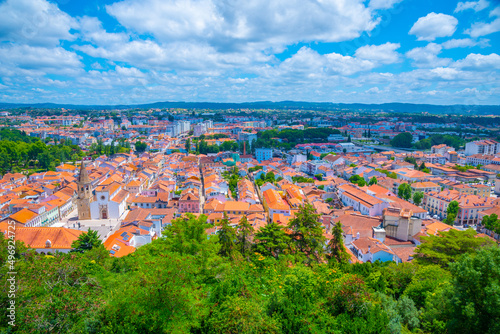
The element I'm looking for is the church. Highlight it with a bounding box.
[77,162,129,220]
[76,162,93,220]
[90,180,129,220]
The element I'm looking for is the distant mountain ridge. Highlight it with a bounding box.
[0,101,499,114]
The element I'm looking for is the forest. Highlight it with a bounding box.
[1,204,498,334]
[0,128,134,174]
[0,128,85,174]
[390,132,465,150]
[254,128,341,150]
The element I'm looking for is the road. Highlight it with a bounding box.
[361,144,427,154]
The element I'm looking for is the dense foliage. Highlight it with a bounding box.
[0,128,84,174]
[222,167,242,199]
[196,139,239,154]
[254,128,341,150]
[1,205,498,334]
[390,132,413,148]
[413,134,465,150]
[390,132,465,151]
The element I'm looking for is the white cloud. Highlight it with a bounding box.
[259,45,399,81]
[429,67,462,80]
[465,7,500,37]
[442,38,490,49]
[0,44,82,76]
[368,0,403,10]
[406,43,452,68]
[0,0,498,105]
[409,12,458,41]
[454,53,500,71]
[106,0,380,51]
[77,16,129,46]
[355,42,401,64]
[455,0,489,13]
[0,0,76,46]
[366,86,381,93]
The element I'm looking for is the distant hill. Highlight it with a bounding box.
[0,101,499,115]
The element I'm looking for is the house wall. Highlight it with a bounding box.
[372,250,394,262]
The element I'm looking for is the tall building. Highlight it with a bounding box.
[255,148,273,162]
[77,162,93,220]
[465,140,500,156]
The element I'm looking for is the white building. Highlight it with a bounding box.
[327,134,346,142]
[90,182,129,219]
[465,140,500,156]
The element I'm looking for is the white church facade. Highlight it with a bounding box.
[90,181,129,219]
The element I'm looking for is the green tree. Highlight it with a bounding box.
[414,229,496,267]
[218,214,237,259]
[391,132,413,148]
[357,178,366,187]
[413,191,424,206]
[404,265,451,309]
[482,213,500,234]
[368,177,377,185]
[404,156,418,169]
[161,213,217,256]
[398,183,412,201]
[101,250,207,333]
[253,222,290,259]
[444,200,460,225]
[203,295,281,333]
[265,171,276,183]
[71,229,102,253]
[135,140,147,153]
[326,221,349,265]
[185,138,191,152]
[288,204,326,264]
[448,246,500,334]
[236,215,254,258]
[38,150,52,170]
[349,174,363,185]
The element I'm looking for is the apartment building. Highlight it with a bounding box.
[424,189,495,225]
[465,140,500,156]
[338,184,388,216]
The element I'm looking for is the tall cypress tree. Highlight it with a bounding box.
[253,222,290,259]
[218,213,237,259]
[287,204,326,264]
[237,215,254,258]
[326,221,349,265]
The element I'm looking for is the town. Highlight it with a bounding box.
[2,0,500,331]
[0,107,498,264]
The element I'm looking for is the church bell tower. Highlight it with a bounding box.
[77,161,92,220]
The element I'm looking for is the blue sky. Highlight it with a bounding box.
[0,0,499,105]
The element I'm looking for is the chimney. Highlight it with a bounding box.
[356,232,360,240]
[368,245,371,253]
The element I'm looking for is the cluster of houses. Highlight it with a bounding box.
[1,113,500,263]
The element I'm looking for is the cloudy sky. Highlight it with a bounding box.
[0,0,499,105]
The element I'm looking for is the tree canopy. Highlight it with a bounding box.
[398,183,412,201]
[414,229,496,267]
[390,132,413,148]
[2,205,498,333]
